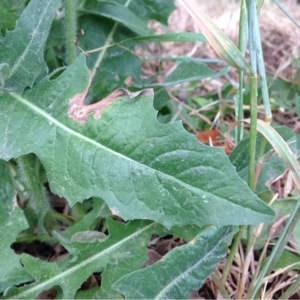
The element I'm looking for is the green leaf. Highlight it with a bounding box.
[80,1,152,36]
[247,120,300,191]
[0,0,61,93]
[0,55,274,228]
[92,43,141,97]
[272,198,300,253]
[0,63,10,86]
[61,198,111,240]
[230,126,297,193]
[113,226,231,299]
[77,1,178,99]
[128,0,175,25]
[14,154,51,233]
[130,32,207,44]
[275,250,300,271]
[135,61,218,89]
[6,220,161,299]
[0,3,18,33]
[85,32,208,55]
[45,19,67,70]
[101,0,175,26]
[0,160,32,293]
[162,61,217,86]
[78,15,142,98]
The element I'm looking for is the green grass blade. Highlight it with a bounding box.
[247,0,272,121]
[236,0,248,143]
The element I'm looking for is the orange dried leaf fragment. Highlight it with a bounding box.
[197,129,234,155]
[197,129,220,144]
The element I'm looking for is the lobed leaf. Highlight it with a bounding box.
[0,0,61,93]
[0,55,274,228]
[5,220,160,299]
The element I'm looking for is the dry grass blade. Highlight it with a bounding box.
[179,0,253,75]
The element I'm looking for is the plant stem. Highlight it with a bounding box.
[236,73,245,143]
[90,23,118,81]
[244,0,258,254]
[223,1,248,287]
[246,233,271,298]
[222,225,244,284]
[245,0,260,252]
[246,74,258,252]
[251,198,300,299]
[246,2,258,193]
[252,135,268,191]
[64,0,77,65]
[211,271,231,299]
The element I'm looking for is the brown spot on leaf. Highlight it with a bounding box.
[68,81,153,124]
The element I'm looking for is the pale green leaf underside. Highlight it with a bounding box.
[114,226,231,299]
[0,55,274,228]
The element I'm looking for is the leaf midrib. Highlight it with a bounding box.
[154,230,227,299]
[10,92,231,205]
[13,222,154,298]
[9,0,54,77]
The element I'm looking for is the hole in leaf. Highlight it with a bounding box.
[144,234,186,267]
[37,287,57,299]
[80,272,102,291]
[11,240,56,260]
[10,240,68,262]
